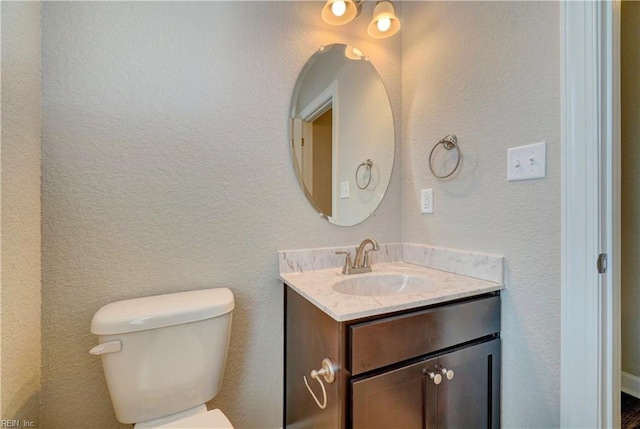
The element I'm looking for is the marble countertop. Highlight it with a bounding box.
[279,261,504,322]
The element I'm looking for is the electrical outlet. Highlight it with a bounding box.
[421,189,433,214]
[340,181,350,199]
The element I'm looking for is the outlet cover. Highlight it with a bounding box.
[507,142,546,181]
[421,188,434,214]
[340,181,350,198]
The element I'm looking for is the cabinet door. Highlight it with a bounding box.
[351,339,500,429]
[437,339,500,429]
[351,357,439,429]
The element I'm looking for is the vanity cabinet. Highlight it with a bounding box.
[284,286,501,429]
[351,339,500,429]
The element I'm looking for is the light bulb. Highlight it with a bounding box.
[331,1,347,17]
[377,17,391,32]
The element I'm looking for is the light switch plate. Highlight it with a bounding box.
[340,181,350,198]
[421,188,433,214]
[507,142,546,181]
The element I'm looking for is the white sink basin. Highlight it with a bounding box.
[332,273,434,296]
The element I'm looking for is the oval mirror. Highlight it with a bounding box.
[289,44,395,226]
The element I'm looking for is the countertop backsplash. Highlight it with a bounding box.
[279,242,503,283]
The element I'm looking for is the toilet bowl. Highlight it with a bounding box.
[90,288,235,428]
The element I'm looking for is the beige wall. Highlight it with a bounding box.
[401,2,561,426]
[11,1,564,427]
[621,0,640,378]
[1,1,42,425]
[40,2,402,428]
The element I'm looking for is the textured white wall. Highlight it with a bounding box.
[40,2,401,428]
[621,0,640,378]
[1,1,42,425]
[39,2,564,427]
[401,2,561,427]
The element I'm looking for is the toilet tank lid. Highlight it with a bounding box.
[91,288,234,335]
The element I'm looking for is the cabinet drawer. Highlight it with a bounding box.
[349,295,500,375]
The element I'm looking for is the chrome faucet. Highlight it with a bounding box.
[335,238,380,275]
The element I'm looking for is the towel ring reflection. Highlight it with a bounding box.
[356,159,373,190]
[429,134,461,179]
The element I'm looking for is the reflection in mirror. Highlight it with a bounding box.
[289,44,395,226]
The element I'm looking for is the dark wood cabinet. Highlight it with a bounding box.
[284,285,501,429]
[351,339,500,429]
[352,355,437,429]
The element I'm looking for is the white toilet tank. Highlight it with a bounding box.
[90,288,234,425]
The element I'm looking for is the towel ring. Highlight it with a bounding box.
[356,159,373,190]
[429,134,461,179]
[303,358,336,410]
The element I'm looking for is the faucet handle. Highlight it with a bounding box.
[335,251,353,275]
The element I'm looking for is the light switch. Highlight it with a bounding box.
[340,181,350,198]
[507,142,546,181]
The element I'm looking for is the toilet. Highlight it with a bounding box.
[90,288,235,428]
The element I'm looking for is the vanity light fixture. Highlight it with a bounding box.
[322,0,362,26]
[367,0,400,39]
[322,0,400,39]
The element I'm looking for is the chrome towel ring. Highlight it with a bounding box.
[303,358,336,410]
[356,159,373,190]
[429,134,461,179]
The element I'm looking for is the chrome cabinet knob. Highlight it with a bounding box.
[440,367,455,380]
[424,369,442,385]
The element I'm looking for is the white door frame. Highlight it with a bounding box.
[560,1,620,427]
[299,81,341,222]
